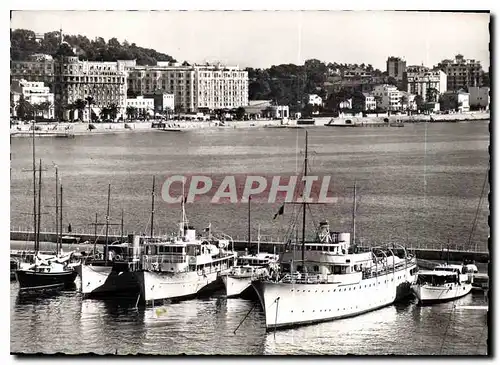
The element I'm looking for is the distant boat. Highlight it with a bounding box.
[296,118,315,125]
[158,128,184,132]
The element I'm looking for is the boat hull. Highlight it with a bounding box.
[15,269,78,291]
[134,270,221,304]
[77,264,139,296]
[222,275,254,298]
[412,283,472,304]
[252,265,416,330]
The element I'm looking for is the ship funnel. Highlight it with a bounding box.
[318,221,330,242]
[185,226,196,241]
[128,234,141,259]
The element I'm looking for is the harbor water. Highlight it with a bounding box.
[10,122,489,355]
[10,281,488,355]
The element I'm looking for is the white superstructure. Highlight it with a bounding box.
[221,252,279,298]
[134,221,237,304]
[412,263,473,304]
[252,222,417,330]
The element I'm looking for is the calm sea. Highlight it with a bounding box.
[10,122,490,355]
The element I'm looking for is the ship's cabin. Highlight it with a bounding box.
[417,270,459,285]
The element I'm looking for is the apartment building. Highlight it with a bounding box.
[53,56,128,121]
[386,56,406,81]
[372,84,401,111]
[437,54,484,91]
[126,96,155,116]
[11,79,55,119]
[127,62,248,113]
[468,86,490,110]
[406,66,447,102]
[11,55,55,85]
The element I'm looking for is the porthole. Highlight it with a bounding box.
[308,290,311,292]
[291,289,294,292]
[303,290,306,292]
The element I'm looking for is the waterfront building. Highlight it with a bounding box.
[439,90,470,113]
[468,86,490,110]
[406,66,447,102]
[54,56,128,121]
[386,56,407,81]
[143,91,175,114]
[244,100,289,119]
[10,55,55,85]
[306,94,323,106]
[11,79,55,119]
[399,91,417,111]
[339,99,352,109]
[437,54,484,91]
[372,84,401,111]
[341,67,371,78]
[127,62,248,113]
[126,96,155,117]
[362,93,377,111]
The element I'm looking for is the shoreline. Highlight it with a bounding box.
[10,113,490,137]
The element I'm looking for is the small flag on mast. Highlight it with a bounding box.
[273,204,285,220]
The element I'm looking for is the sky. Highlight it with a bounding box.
[10,10,490,70]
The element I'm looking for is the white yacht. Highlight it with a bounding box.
[77,241,140,297]
[221,251,279,298]
[133,210,237,304]
[251,131,417,330]
[252,222,417,330]
[412,263,474,304]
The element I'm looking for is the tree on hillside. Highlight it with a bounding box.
[56,43,75,57]
[10,29,177,65]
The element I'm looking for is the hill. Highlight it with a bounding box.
[10,29,176,65]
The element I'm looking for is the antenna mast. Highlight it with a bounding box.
[301,131,308,273]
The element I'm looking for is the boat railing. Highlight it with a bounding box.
[280,272,325,284]
[142,254,186,267]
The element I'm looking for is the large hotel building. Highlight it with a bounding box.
[126,62,249,112]
[11,56,248,120]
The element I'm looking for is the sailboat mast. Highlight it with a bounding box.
[32,119,37,252]
[150,176,155,238]
[59,184,63,254]
[93,212,98,255]
[301,131,308,273]
[121,208,124,243]
[352,181,357,246]
[36,159,42,253]
[104,184,111,265]
[55,167,59,251]
[248,195,251,250]
[257,223,261,255]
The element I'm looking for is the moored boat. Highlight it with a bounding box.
[251,131,417,331]
[221,251,279,298]
[411,263,473,304]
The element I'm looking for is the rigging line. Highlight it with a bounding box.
[467,168,489,248]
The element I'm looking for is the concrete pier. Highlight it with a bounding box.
[11,231,489,263]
